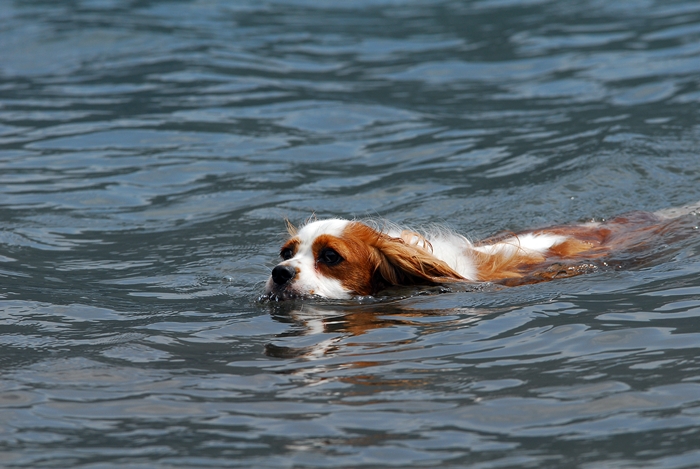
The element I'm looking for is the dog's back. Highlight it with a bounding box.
[478,206,699,286]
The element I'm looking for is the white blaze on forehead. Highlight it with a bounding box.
[296,218,349,242]
[292,219,350,261]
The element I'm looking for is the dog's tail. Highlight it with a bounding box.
[655,201,700,219]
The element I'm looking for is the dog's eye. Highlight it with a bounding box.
[280,247,294,260]
[319,248,343,266]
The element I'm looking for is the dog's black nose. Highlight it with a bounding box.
[271,265,296,285]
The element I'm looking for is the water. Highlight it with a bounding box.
[2,0,700,467]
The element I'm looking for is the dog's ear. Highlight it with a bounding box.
[370,236,465,290]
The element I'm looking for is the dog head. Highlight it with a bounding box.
[264,219,465,300]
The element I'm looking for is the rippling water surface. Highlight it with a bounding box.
[2,0,700,467]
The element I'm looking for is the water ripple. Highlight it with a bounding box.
[2,0,700,467]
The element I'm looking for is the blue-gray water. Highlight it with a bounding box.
[2,1,700,467]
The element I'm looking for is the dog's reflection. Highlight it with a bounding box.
[264,296,486,360]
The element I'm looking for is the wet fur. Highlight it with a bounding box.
[265,205,699,299]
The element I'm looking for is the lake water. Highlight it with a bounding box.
[2,0,700,467]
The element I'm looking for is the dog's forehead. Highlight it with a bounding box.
[297,219,349,242]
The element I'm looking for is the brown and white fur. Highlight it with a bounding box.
[264,204,699,300]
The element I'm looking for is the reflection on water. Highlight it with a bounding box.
[265,302,488,360]
[2,0,700,467]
